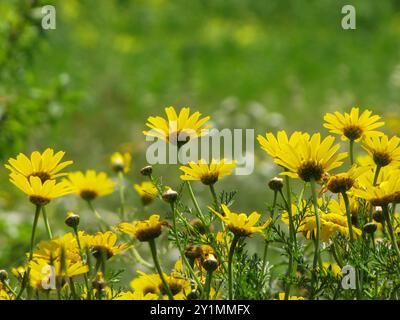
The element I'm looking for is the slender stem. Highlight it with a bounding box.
[118,171,126,220]
[282,176,297,300]
[186,181,205,221]
[284,176,296,245]
[148,239,174,300]
[349,140,354,165]
[383,205,400,259]
[69,277,78,300]
[228,235,239,300]
[342,192,354,243]
[209,184,219,210]
[203,271,213,300]
[129,247,154,269]
[185,181,226,272]
[310,180,322,285]
[42,206,53,239]
[373,165,381,186]
[87,201,108,230]
[87,200,102,220]
[170,203,203,291]
[2,281,18,298]
[16,205,42,299]
[73,227,91,300]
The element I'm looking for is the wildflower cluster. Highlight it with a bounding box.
[1,106,400,301]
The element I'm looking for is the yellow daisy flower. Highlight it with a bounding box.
[352,169,400,206]
[143,106,212,146]
[29,259,89,289]
[115,291,158,300]
[33,232,82,263]
[277,292,305,300]
[133,181,158,205]
[5,148,73,182]
[282,199,361,241]
[362,135,400,168]
[130,271,191,300]
[326,165,369,194]
[274,133,347,182]
[323,107,384,141]
[257,130,310,160]
[82,231,129,260]
[9,173,72,206]
[64,170,116,201]
[179,159,237,185]
[118,214,168,242]
[110,152,132,173]
[130,271,162,296]
[300,212,361,242]
[209,204,271,237]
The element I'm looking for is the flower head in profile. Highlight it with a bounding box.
[209,204,271,237]
[33,232,83,263]
[352,169,400,206]
[5,148,73,182]
[282,199,361,241]
[362,135,400,168]
[300,211,361,242]
[180,159,236,185]
[64,170,116,201]
[29,259,88,289]
[323,107,384,141]
[143,106,212,147]
[110,152,132,173]
[326,165,369,194]
[9,174,72,206]
[274,133,347,182]
[130,270,191,300]
[118,214,168,242]
[257,131,310,160]
[82,231,129,260]
[134,181,158,205]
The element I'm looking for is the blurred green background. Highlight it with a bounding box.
[1,0,400,282]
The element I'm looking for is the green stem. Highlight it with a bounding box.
[373,165,381,186]
[69,277,78,300]
[87,201,108,230]
[16,205,42,299]
[349,140,354,165]
[186,181,226,273]
[342,192,354,243]
[148,239,174,300]
[42,206,53,239]
[2,280,18,298]
[281,176,297,299]
[228,235,239,300]
[129,247,154,269]
[383,205,400,259]
[310,179,322,295]
[203,271,213,300]
[73,227,91,300]
[209,184,219,210]
[186,181,206,221]
[118,171,126,220]
[87,200,102,220]
[170,203,203,291]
